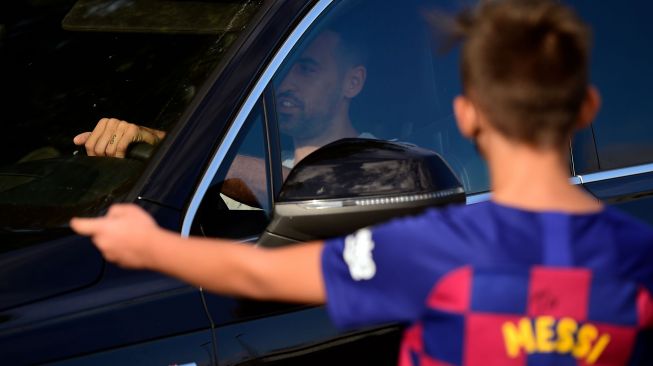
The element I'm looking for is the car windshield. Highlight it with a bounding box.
[0,0,262,232]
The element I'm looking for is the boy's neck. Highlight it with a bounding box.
[486,136,602,213]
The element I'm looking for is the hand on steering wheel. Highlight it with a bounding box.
[73,118,165,158]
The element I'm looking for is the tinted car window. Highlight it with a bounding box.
[0,1,262,235]
[269,0,489,194]
[567,0,653,171]
[191,99,271,239]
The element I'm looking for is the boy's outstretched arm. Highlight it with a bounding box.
[70,204,326,304]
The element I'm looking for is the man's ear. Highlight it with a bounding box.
[343,66,367,98]
[576,85,601,130]
[453,95,479,139]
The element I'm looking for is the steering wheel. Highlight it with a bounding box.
[125,142,155,161]
[74,141,154,161]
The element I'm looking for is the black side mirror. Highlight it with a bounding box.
[258,138,465,247]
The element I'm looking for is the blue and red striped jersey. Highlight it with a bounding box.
[321,201,653,365]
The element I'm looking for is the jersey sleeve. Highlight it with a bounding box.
[321,207,473,330]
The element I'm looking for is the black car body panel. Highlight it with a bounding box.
[0,234,103,312]
[0,201,211,365]
[2,0,653,365]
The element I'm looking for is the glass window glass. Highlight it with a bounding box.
[0,0,262,233]
[270,0,488,194]
[566,0,653,171]
[191,101,271,239]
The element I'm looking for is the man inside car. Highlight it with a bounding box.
[73,27,367,207]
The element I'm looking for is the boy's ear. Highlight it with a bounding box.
[343,66,367,98]
[453,95,479,139]
[577,86,601,130]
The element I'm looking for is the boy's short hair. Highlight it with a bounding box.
[455,0,591,146]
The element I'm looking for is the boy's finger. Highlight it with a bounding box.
[107,203,138,217]
[70,217,105,236]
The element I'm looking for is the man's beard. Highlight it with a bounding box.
[279,112,331,141]
[277,92,341,142]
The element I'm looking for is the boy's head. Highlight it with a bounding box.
[449,0,599,149]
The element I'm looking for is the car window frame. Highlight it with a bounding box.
[181,0,653,227]
[181,0,334,237]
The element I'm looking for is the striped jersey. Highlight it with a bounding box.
[321,201,653,365]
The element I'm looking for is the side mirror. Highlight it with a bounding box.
[258,138,465,247]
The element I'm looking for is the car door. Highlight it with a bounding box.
[181,0,492,364]
[181,1,653,364]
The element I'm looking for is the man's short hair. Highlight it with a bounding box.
[323,13,369,72]
[453,0,591,146]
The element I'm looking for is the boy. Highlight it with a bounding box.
[71,0,653,364]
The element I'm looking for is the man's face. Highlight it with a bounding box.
[274,31,347,140]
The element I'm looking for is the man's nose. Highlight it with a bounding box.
[275,66,299,92]
[276,75,295,93]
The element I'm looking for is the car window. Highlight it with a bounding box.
[268,0,489,194]
[191,99,272,239]
[567,0,653,172]
[0,0,263,236]
[186,0,488,324]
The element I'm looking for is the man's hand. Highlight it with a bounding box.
[70,204,163,269]
[73,118,166,158]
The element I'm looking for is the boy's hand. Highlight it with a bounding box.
[71,204,161,269]
[73,118,165,158]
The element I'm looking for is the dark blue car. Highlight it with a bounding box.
[1,0,652,364]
